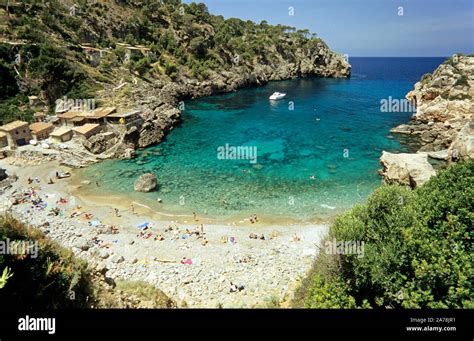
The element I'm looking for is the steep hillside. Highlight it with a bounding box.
[0,0,350,136]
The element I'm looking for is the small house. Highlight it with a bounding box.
[106,110,142,125]
[57,111,82,126]
[58,107,116,126]
[73,123,101,139]
[0,121,31,146]
[50,127,73,143]
[83,107,116,124]
[34,112,46,122]
[29,122,54,140]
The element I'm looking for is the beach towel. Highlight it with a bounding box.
[181,258,193,265]
[137,222,150,230]
[89,220,101,227]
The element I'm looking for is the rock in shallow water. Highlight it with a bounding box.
[134,173,158,192]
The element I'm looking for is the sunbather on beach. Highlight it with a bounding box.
[291,233,301,242]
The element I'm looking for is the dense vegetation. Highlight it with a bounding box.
[0,0,328,123]
[297,160,473,308]
[0,215,174,309]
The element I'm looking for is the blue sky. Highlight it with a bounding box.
[183,0,474,57]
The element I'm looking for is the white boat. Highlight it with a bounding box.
[269,92,286,100]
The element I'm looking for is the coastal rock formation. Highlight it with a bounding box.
[136,105,181,149]
[134,173,158,192]
[390,55,473,155]
[381,55,473,187]
[83,132,118,155]
[115,42,350,150]
[449,120,474,161]
[379,152,436,188]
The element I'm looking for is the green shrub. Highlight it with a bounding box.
[301,160,473,308]
[0,215,93,309]
[0,215,176,309]
[305,273,357,308]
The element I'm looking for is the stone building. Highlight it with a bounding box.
[0,121,31,146]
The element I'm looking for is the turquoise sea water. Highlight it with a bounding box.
[77,58,445,222]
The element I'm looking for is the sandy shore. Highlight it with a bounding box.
[0,158,329,308]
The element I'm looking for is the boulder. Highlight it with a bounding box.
[99,249,110,259]
[379,151,436,188]
[449,120,474,162]
[123,148,136,159]
[390,124,413,135]
[73,237,92,251]
[427,149,449,161]
[134,173,158,192]
[110,254,124,264]
[83,132,117,154]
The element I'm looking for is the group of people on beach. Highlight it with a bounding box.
[250,214,258,224]
[28,170,74,186]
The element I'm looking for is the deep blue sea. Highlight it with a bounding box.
[78,57,445,222]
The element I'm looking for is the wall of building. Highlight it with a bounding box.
[3,126,31,146]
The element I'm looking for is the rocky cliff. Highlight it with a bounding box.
[381,54,473,186]
[1,0,351,159]
[96,41,350,157]
[391,55,473,159]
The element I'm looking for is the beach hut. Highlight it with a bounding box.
[57,111,81,126]
[106,110,142,125]
[0,120,31,146]
[50,127,73,143]
[83,107,116,124]
[73,123,101,139]
[34,112,46,122]
[29,122,54,140]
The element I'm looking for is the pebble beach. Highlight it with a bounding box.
[0,158,329,308]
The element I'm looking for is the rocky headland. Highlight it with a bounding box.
[380,54,473,187]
